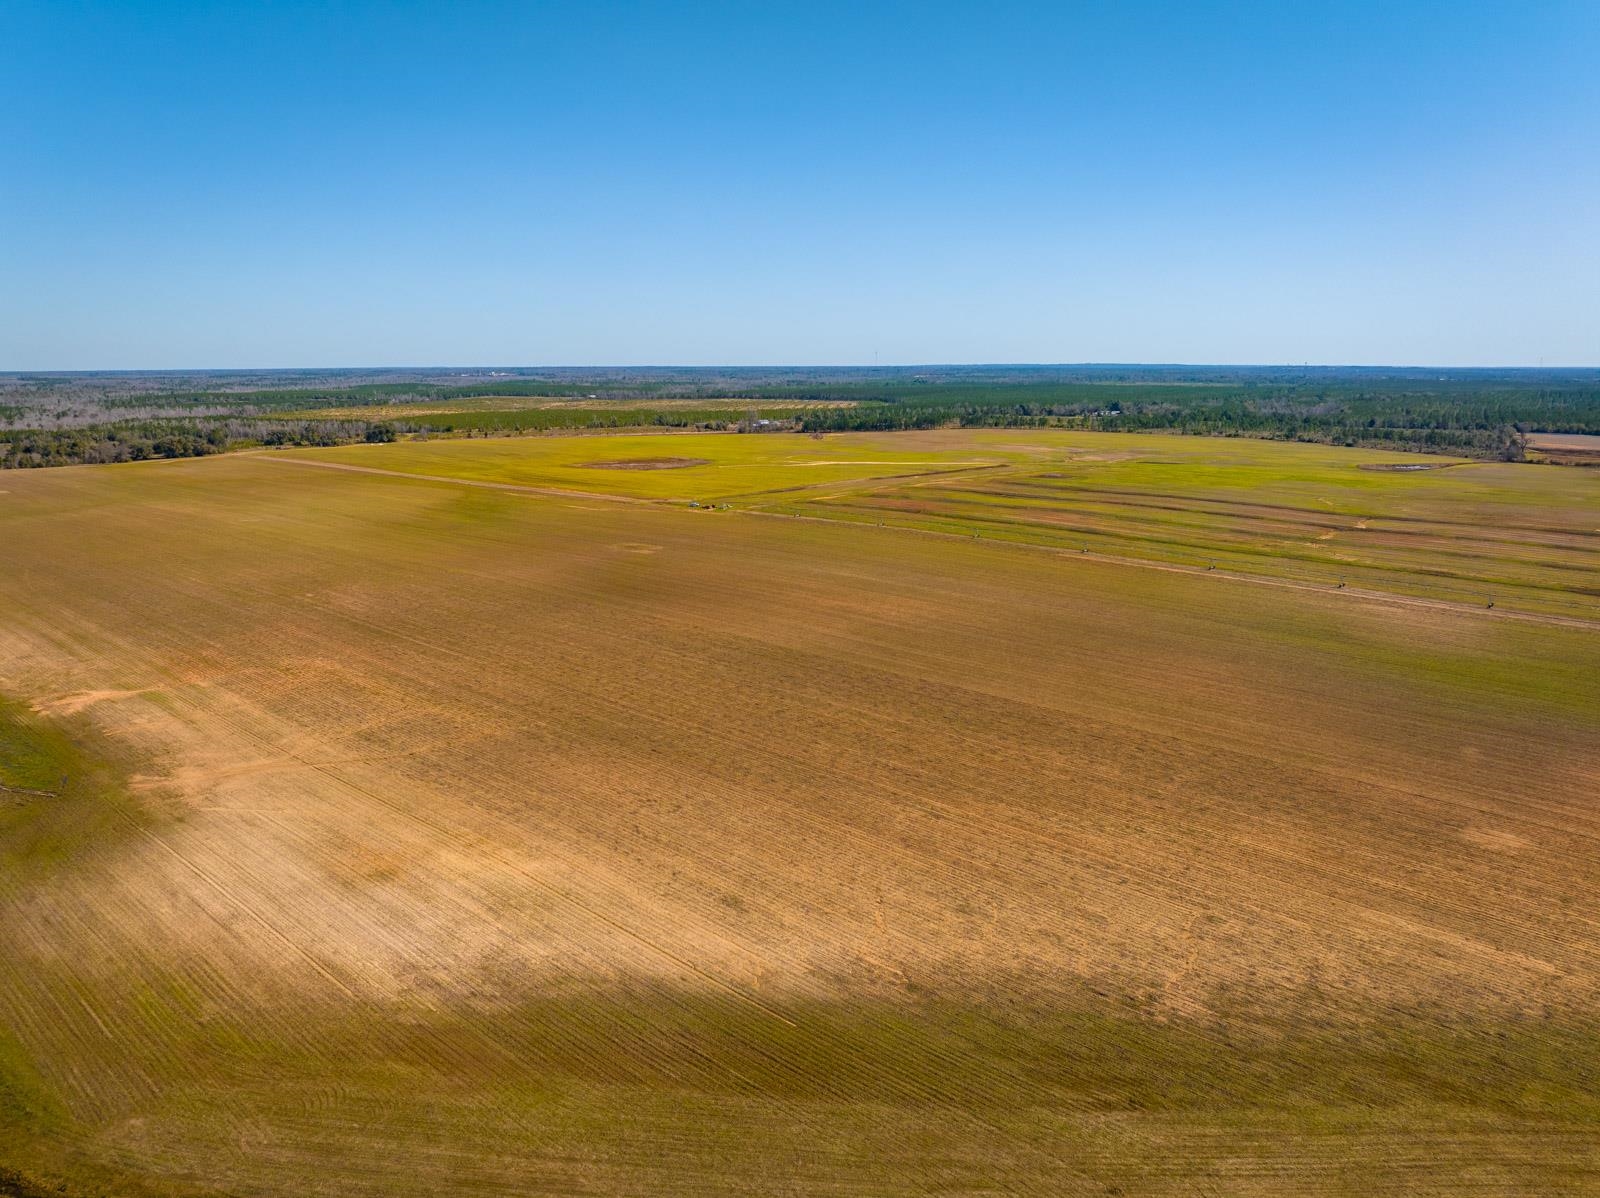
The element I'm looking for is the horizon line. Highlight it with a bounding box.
[6,361,1600,376]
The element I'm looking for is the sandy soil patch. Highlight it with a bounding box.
[34,688,151,716]
[1358,462,1450,472]
[1460,827,1532,852]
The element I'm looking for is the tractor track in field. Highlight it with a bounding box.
[736,507,1600,630]
[127,611,805,1030]
[253,454,653,503]
[118,811,359,998]
[711,461,1015,503]
[258,452,1598,628]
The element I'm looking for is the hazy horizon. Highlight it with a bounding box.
[8,361,1600,377]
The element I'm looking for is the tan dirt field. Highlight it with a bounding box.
[0,435,1597,1195]
[1525,432,1600,466]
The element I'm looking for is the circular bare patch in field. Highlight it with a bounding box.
[611,542,663,554]
[579,457,710,470]
[1358,462,1449,472]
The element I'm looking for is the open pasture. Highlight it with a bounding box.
[287,430,996,500]
[291,429,1600,619]
[769,431,1600,619]
[1,431,1598,1195]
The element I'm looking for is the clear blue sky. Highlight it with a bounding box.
[4,1,1597,369]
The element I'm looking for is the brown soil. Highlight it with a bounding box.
[1525,433,1600,466]
[2,447,1598,1195]
[4,453,1595,1020]
[579,457,710,470]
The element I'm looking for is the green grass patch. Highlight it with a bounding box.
[14,987,1600,1196]
[0,696,141,875]
[0,697,78,795]
[0,1028,67,1139]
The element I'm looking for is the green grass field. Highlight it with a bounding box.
[284,430,995,500]
[284,429,1600,618]
[1,429,1597,1194]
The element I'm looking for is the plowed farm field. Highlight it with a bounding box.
[1,431,1598,1196]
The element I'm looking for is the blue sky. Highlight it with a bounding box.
[4,1,1597,368]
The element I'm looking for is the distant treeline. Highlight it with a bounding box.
[787,383,1600,459]
[4,367,1599,467]
[2,419,395,468]
[395,406,805,435]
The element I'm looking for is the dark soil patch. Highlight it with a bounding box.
[579,457,710,471]
[0,1168,70,1198]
